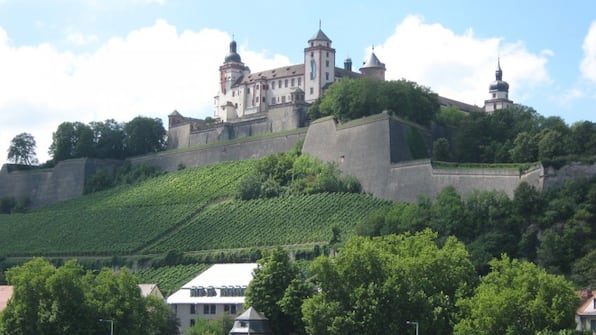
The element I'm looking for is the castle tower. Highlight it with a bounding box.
[484,58,513,113]
[304,25,336,102]
[344,57,352,72]
[360,47,386,80]
[219,39,249,95]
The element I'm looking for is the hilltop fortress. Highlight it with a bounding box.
[1,28,594,207]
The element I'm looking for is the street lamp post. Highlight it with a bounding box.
[99,318,114,335]
[406,320,419,335]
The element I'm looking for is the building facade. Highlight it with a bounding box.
[167,263,258,333]
[213,27,383,122]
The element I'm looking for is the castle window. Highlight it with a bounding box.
[282,96,286,103]
[278,80,282,88]
[256,84,259,90]
[311,51,313,57]
[232,91,235,97]
[271,97,275,105]
[326,60,329,67]
[310,87,314,95]
[190,319,195,327]
[326,51,329,57]
[190,304,196,314]
[272,81,275,89]
[291,78,295,87]
[326,72,329,80]
[492,93,496,98]
[262,97,265,102]
[298,78,302,86]
[285,79,288,88]
[247,87,250,94]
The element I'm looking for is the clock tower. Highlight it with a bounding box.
[304,26,335,102]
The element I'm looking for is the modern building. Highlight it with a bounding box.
[213,27,381,122]
[484,58,513,113]
[167,263,258,333]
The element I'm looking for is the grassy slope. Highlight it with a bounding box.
[0,160,390,257]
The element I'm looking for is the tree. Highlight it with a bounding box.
[124,116,166,157]
[186,316,232,335]
[302,230,477,335]
[244,247,312,335]
[433,137,451,161]
[454,255,578,335]
[0,258,175,335]
[7,132,38,165]
[90,119,126,159]
[49,121,94,162]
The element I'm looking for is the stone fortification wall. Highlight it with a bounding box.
[303,115,545,202]
[130,129,307,172]
[542,162,596,190]
[168,104,306,150]
[0,159,121,207]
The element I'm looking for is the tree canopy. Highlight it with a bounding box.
[302,230,477,335]
[309,78,439,126]
[47,116,166,163]
[454,255,578,335]
[0,258,178,335]
[244,247,312,335]
[7,132,38,165]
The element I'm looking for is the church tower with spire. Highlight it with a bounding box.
[304,23,336,102]
[484,58,513,113]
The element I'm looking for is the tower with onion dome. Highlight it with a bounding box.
[484,58,513,113]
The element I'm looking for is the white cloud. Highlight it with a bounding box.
[372,15,551,107]
[580,21,596,82]
[66,31,99,46]
[0,20,290,165]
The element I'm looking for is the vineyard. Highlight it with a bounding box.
[148,193,391,253]
[0,157,393,293]
[0,160,257,256]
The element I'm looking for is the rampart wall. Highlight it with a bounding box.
[0,158,121,207]
[130,129,307,172]
[303,115,546,202]
[1,112,594,207]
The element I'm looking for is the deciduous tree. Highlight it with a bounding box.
[454,255,578,335]
[7,132,38,165]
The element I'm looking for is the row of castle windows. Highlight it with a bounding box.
[231,77,302,98]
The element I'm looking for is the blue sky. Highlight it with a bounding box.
[1,0,595,164]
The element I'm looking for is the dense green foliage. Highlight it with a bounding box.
[7,132,38,165]
[309,78,439,126]
[0,258,178,335]
[435,105,596,164]
[84,161,164,194]
[237,152,362,200]
[302,230,477,335]
[454,255,578,335]
[186,315,233,335]
[245,247,312,335]
[47,116,166,164]
[356,178,596,284]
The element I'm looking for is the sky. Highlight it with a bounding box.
[1,0,595,165]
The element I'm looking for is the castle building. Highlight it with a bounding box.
[484,58,513,113]
[213,27,383,122]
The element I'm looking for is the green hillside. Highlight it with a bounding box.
[0,159,390,258]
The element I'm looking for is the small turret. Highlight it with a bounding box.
[225,40,242,63]
[360,47,385,80]
[484,58,513,113]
